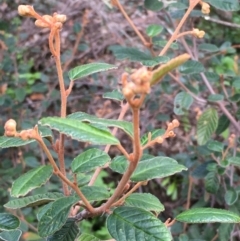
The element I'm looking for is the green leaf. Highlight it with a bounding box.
[205,72,220,82]
[37,202,53,221]
[110,156,187,182]
[109,45,169,67]
[228,156,240,166]
[78,233,99,241]
[11,165,53,197]
[174,91,193,115]
[153,40,179,50]
[150,54,190,86]
[46,218,79,241]
[0,229,22,241]
[38,196,79,237]
[103,90,124,101]
[68,63,117,81]
[125,193,164,214]
[146,24,163,37]
[4,192,64,209]
[0,126,52,149]
[81,186,110,201]
[71,148,110,173]
[229,93,240,102]
[198,43,219,52]
[68,111,133,137]
[39,117,119,145]
[140,129,165,146]
[225,189,238,206]
[0,213,20,231]
[178,234,189,241]
[205,171,219,194]
[197,108,218,145]
[207,140,224,152]
[216,114,230,135]
[144,0,164,11]
[232,77,240,89]
[179,60,205,75]
[205,0,239,11]
[75,173,91,187]
[107,206,172,241]
[218,223,234,241]
[176,208,240,223]
[208,94,224,102]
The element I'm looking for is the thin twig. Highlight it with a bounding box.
[204,16,240,29]
[168,73,206,104]
[36,134,94,213]
[159,0,201,56]
[112,181,146,207]
[54,28,69,195]
[114,0,151,48]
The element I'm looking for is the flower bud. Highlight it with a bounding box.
[55,14,67,23]
[35,19,49,28]
[18,5,32,17]
[42,15,54,24]
[54,22,63,29]
[193,28,205,38]
[172,119,180,128]
[201,2,210,15]
[156,136,164,144]
[122,84,135,99]
[4,119,17,137]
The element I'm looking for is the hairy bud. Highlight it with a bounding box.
[42,15,53,24]
[172,119,180,128]
[35,19,49,28]
[201,2,210,15]
[4,119,17,137]
[54,22,63,29]
[193,28,205,39]
[156,136,164,144]
[55,14,67,23]
[18,5,33,17]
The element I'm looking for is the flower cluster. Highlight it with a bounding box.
[122,67,152,100]
[192,28,205,39]
[18,5,66,29]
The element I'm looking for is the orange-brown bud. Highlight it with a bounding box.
[193,28,205,38]
[122,83,135,99]
[4,119,17,137]
[35,19,49,28]
[18,5,33,17]
[201,2,210,14]
[172,119,180,128]
[167,122,174,130]
[156,136,164,144]
[55,14,67,23]
[42,15,54,24]
[54,22,63,29]
[168,131,176,138]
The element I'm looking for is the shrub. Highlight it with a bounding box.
[1,1,240,240]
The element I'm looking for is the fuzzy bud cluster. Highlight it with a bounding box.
[192,28,205,39]
[18,5,33,17]
[122,68,152,100]
[165,119,180,138]
[201,2,210,15]
[18,5,66,29]
[35,13,66,29]
[4,119,17,137]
